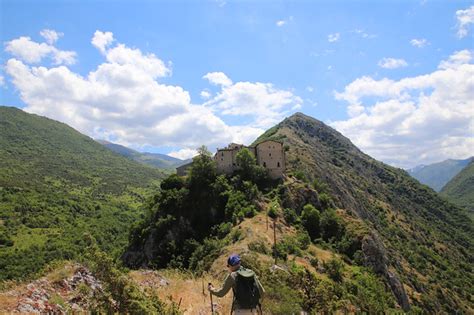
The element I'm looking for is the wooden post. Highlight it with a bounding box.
[273,219,277,265]
[266,210,269,231]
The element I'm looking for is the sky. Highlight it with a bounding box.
[0,0,473,169]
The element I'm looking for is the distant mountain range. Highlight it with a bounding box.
[97,140,191,170]
[407,157,473,192]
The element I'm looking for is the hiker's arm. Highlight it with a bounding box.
[210,274,235,297]
[256,276,265,296]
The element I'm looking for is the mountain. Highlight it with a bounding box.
[97,140,190,170]
[407,157,473,192]
[0,106,165,279]
[252,113,473,312]
[121,112,473,313]
[441,159,474,212]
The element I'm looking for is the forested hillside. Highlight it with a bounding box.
[0,106,166,279]
[441,159,474,212]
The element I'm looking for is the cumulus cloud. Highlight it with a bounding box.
[328,33,340,42]
[332,50,474,168]
[200,90,211,99]
[91,30,114,54]
[410,38,429,48]
[203,72,233,86]
[378,58,408,69]
[168,148,198,160]
[4,35,76,65]
[204,75,302,128]
[40,29,63,44]
[456,5,474,38]
[4,30,301,158]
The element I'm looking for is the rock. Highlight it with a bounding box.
[362,233,410,311]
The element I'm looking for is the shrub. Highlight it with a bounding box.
[248,240,270,255]
[160,174,185,190]
[188,237,225,274]
[312,178,329,193]
[323,257,344,282]
[296,230,311,250]
[283,208,299,225]
[293,170,307,182]
[84,238,166,314]
[273,242,288,261]
[320,209,342,241]
[301,204,320,240]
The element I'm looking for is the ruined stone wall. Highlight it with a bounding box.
[256,140,285,179]
[214,149,234,174]
[213,141,285,179]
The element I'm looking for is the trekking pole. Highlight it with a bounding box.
[209,282,214,314]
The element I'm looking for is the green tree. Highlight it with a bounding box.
[236,148,257,180]
[320,209,342,241]
[188,145,217,189]
[301,204,320,240]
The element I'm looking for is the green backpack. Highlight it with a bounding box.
[234,268,261,309]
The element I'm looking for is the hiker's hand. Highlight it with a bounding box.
[207,284,214,292]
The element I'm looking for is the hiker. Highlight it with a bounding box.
[208,254,265,315]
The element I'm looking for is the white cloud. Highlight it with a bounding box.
[4,36,76,65]
[410,38,429,48]
[352,29,376,39]
[276,20,286,27]
[378,58,408,69]
[328,33,340,42]
[40,29,63,44]
[0,75,4,87]
[203,72,233,86]
[204,76,302,128]
[200,90,211,99]
[105,44,171,78]
[456,5,474,38]
[332,50,474,168]
[168,148,198,160]
[276,16,293,27]
[306,86,314,92]
[4,30,301,157]
[438,49,472,69]
[91,30,114,54]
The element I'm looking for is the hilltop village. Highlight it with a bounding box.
[177,140,286,179]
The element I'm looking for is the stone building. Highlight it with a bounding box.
[176,161,193,177]
[213,140,286,179]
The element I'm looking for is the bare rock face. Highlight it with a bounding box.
[362,233,410,311]
[281,179,322,212]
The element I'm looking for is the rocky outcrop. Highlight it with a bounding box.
[362,234,410,311]
[281,178,322,212]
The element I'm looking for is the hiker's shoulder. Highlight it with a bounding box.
[236,267,256,277]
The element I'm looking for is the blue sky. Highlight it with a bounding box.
[1,0,473,168]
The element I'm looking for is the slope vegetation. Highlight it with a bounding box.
[441,159,474,212]
[253,112,473,312]
[0,106,165,280]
